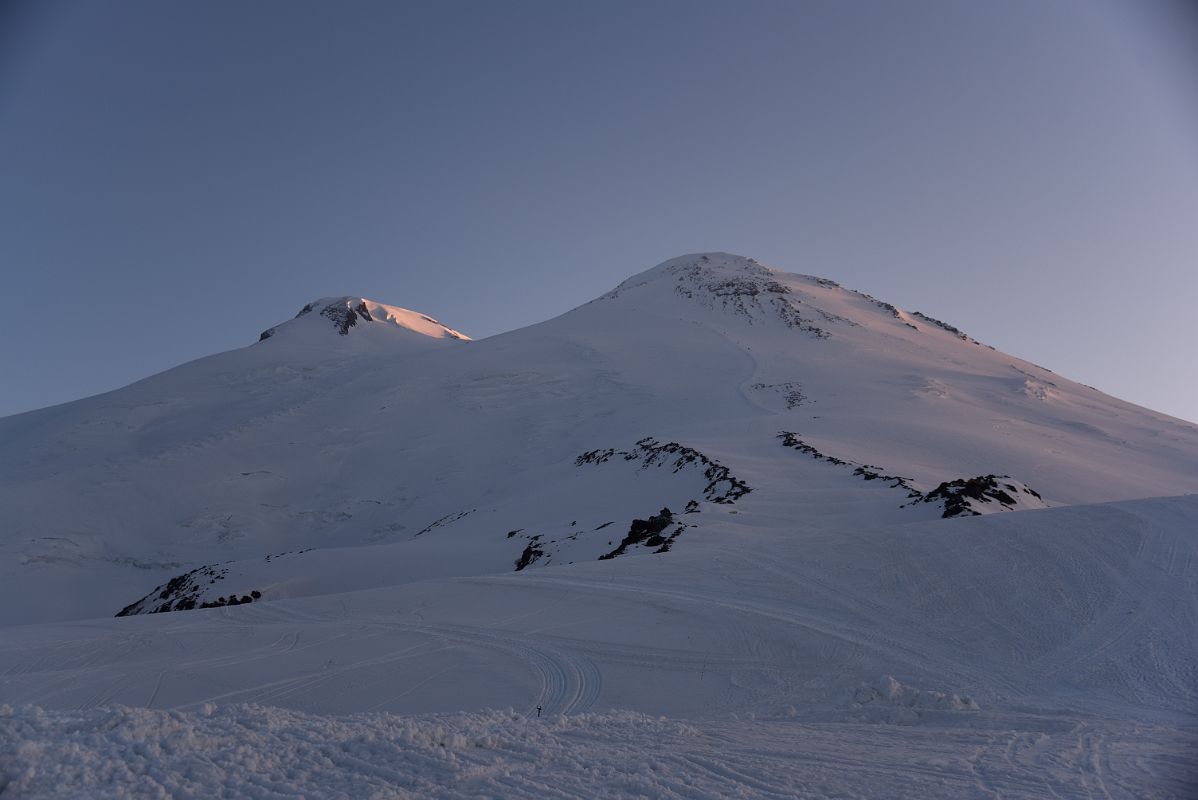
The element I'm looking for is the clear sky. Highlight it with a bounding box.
[2,0,1196,422]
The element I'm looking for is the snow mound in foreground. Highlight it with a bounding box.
[3,703,1193,799]
[853,675,979,713]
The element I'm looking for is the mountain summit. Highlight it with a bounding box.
[600,252,965,342]
[258,296,469,346]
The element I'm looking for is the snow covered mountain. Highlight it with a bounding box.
[2,254,1196,796]
[2,253,1194,625]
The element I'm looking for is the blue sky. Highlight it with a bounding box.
[2,0,1196,421]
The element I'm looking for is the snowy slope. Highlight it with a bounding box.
[1,253,1196,796]
[3,493,1197,796]
[5,492,1194,720]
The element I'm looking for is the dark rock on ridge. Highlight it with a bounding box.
[321,300,375,335]
[777,431,1042,518]
[576,437,751,505]
[920,476,1043,518]
[599,507,684,560]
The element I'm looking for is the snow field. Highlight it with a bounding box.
[2,493,1197,796]
[4,703,1195,799]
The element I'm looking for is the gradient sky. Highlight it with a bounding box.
[2,0,1196,422]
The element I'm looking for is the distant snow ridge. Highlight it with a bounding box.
[911,311,971,342]
[115,547,315,616]
[777,432,1047,517]
[115,564,232,616]
[575,437,752,505]
[259,297,469,342]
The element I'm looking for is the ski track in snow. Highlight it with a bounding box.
[502,573,1024,697]
[107,600,601,718]
[387,621,602,717]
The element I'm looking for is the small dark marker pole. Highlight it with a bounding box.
[537,705,542,717]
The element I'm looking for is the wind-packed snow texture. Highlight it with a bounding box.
[5,704,1194,799]
[2,253,1196,797]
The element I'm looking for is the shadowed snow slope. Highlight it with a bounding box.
[1,253,1196,796]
